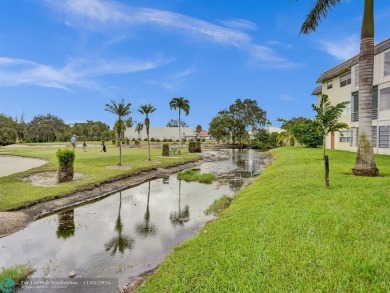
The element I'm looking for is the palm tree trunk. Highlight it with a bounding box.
[178,109,182,154]
[147,131,151,161]
[352,0,378,176]
[323,134,326,160]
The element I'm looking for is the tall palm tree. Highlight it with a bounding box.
[135,181,157,237]
[105,99,131,166]
[138,104,157,161]
[301,0,379,176]
[104,192,134,255]
[169,97,190,154]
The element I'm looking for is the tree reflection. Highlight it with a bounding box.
[56,209,75,239]
[135,181,157,237]
[105,192,134,255]
[170,180,190,227]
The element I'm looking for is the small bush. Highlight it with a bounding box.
[56,148,75,183]
[112,139,116,145]
[177,169,217,184]
[0,264,34,287]
[205,195,233,216]
[188,141,196,153]
[126,138,130,145]
[163,139,168,142]
[132,138,136,141]
[156,139,161,142]
[144,138,148,141]
[195,141,202,153]
[169,139,173,142]
[162,144,170,157]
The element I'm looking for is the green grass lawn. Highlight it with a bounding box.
[0,143,200,211]
[138,147,390,292]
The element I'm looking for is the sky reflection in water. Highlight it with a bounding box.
[0,150,268,288]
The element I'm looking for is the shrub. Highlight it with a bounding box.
[162,144,170,156]
[205,195,233,216]
[202,138,206,142]
[195,141,202,153]
[156,139,161,142]
[112,139,116,145]
[131,138,136,141]
[151,138,156,142]
[188,141,196,153]
[169,139,173,142]
[144,138,148,141]
[126,138,130,145]
[177,169,217,184]
[163,139,168,142]
[56,148,75,183]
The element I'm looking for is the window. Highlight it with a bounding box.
[351,92,359,122]
[379,87,390,111]
[327,80,333,89]
[340,72,351,87]
[350,127,358,147]
[342,102,351,115]
[339,131,351,143]
[372,126,377,147]
[378,126,389,148]
[372,86,378,119]
[354,65,359,87]
[384,51,390,77]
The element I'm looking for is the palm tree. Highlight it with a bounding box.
[169,97,190,154]
[138,104,157,161]
[105,99,131,166]
[301,0,378,176]
[312,94,349,159]
[104,192,134,255]
[135,122,144,145]
[135,182,157,237]
[169,179,190,227]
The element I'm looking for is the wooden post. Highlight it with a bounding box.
[325,155,330,188]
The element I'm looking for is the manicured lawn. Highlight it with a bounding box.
[0,143,200,211]
[138,147,390,292]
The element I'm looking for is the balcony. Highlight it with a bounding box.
[351,108,378,122]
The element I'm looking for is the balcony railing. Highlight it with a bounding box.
[351,108,378,122]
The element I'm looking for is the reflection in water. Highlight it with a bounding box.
[0,150,269,290]
[104,192,135,255]
[56,209,75,239]
[135,182,157,237]
[170,180,190,227]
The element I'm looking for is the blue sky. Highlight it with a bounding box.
[0,0,389,130]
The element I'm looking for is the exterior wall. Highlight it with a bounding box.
[125,127,196,141]
[317,42,390,155]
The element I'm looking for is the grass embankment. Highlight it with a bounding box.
[0,142,200,211]
[0,264,34,285]
[139,147,390,292]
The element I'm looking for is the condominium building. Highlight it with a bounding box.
[312,37,390,155]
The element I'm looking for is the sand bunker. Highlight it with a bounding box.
[0,155,47,177]
[22,171,85,186]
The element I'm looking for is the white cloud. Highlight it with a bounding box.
[45,0,296,68]
[0,56,172,90]
[316,34,359,60]
[147,67,197,91]
[219,18,257,31]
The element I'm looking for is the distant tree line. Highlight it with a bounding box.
[0,113,113,145]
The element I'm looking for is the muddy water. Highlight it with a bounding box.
[0,149,269,291]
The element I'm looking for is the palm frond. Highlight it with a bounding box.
[300,0,342,34]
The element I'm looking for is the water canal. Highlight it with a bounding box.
[0,149,270,291]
